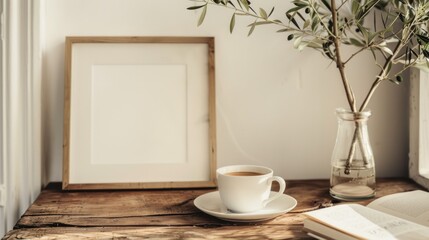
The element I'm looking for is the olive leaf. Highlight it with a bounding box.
[248,20,256,36]
[187,5,206,10]
[259,8,268,19]
[230,13,236,33]
[197,5,207,26]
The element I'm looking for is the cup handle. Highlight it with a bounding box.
[262,176,286,207]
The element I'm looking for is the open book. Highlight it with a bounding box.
[303,190,429,240]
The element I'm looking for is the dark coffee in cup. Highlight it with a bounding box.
[225,171,263,176]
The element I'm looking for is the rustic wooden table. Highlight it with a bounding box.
[3,179,422,239]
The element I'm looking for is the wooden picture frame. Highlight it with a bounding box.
[63,36,216,190]
[410,68,429,190]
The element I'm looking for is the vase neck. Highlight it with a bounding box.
[336,108,371,121]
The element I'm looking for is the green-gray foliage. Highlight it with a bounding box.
[188,0,429,112]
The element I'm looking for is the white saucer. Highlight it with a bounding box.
[194,191,297,222]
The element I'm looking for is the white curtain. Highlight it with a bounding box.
[1,0,42,236]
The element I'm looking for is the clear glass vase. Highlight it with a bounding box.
[330,108,376,201]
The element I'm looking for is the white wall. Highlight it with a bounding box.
[43,0,409,182]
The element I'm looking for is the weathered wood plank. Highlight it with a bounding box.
[16,212,308,228]
[3,179,423,240]
[16,213,227,228]
[25,186,205,216]
[4,225,312,240]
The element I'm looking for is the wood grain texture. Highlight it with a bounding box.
[65,36,215,44]
[3,179,422,239]
[62,37,73,190]
[208,37,217,185]
[4,226,312,240]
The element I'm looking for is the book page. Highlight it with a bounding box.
[367,190,429,227]
[304,204,429,240]
[304,219,359,240]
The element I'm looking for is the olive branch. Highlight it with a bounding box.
[188,0,429,113]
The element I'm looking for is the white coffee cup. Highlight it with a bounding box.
[217,165,286,213]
